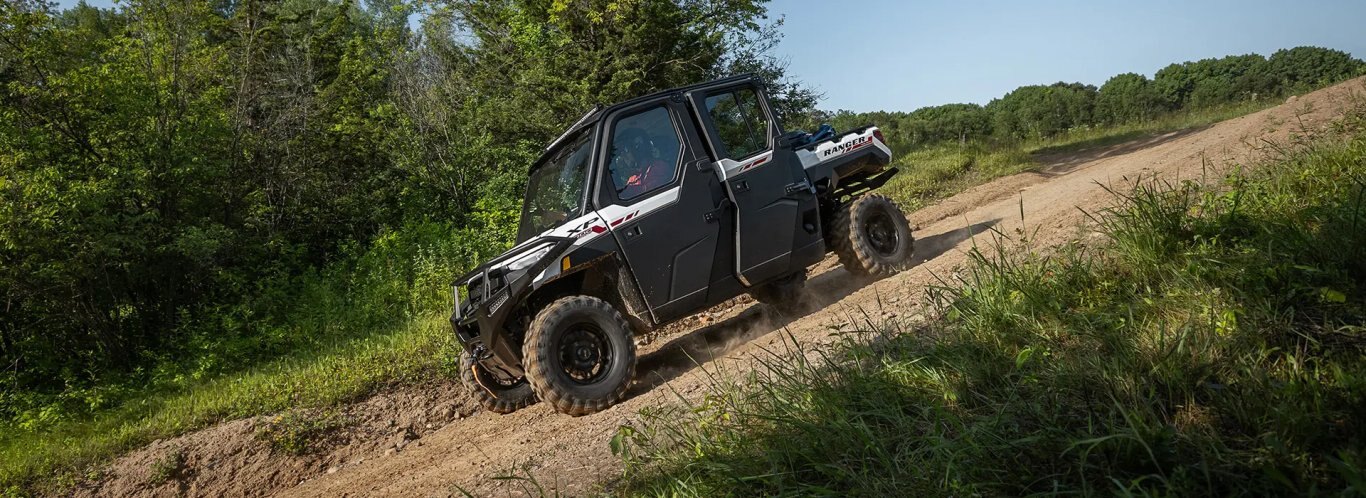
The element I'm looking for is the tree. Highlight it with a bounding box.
[2,0,239,384]
[986,82,1097,139]
[1188,54,1268,108]
[902,103,991,146]
[1154,48,1363,111]
[1269,46,1366,93]
[1096,73,1159,124]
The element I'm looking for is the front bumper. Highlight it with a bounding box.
[450,236,574,380]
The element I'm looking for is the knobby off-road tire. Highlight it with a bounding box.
[749,270,807,315]
[523,296,637,416]
[460,352,537,414]
[832,193,915,277]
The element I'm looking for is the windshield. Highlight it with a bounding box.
[517,131,593,242]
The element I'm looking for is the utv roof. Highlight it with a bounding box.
[532,73,760,170]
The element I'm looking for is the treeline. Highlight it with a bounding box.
[0,0,810,421]
[830,47,1365,151]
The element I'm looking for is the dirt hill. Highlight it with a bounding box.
[73,76,1366,498]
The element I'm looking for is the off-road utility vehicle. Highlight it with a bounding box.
[451,74,913,416]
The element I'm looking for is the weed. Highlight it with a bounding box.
[147,448,186,485]
[256,410,350,455]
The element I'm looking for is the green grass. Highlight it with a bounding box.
[881,101,1275,212]
[613,102,1366,495]
[0,220,509,495]
[879,142,1033,211]
[0,313,459,494]
[1028,100,1271,156]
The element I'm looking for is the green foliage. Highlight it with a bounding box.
[1269,46,1366,93]
[615,102,1366,496]
[1096,72,1160,124]
[987,81,1098,139]
[1153,53,1277,110]
[0,0,419,411]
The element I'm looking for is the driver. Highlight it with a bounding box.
[613,128,669,199]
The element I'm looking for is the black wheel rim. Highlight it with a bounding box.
[557,323,613,385]
[864,210,901,257]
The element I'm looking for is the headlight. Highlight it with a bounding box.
[504,245,553,272]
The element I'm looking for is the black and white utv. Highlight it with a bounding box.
[451,74,913,416]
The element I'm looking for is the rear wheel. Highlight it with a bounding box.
[523,296,637,416]
[832,193,914,276]
[749,270,807,315]
[460,352,537,414]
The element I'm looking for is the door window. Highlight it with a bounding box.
[703,87,769,159]
[607,106,682,200]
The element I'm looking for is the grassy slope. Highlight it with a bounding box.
[0,101,1278,494]
[3,316,454,492]
[0,223,504,494]
[880,101,1271,212]
[615,102,1366,495]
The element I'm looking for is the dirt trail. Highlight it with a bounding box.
[76,77,1366,498]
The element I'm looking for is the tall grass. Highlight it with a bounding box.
[613,102,1366,496]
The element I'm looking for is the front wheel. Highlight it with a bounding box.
[832,193,915,277]
[523,296,637,416]
[460,352,537,414]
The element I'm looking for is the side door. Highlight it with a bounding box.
[595,98,725,323]
[687,82,815,287]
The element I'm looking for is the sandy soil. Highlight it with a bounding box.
[72,77,1366,498]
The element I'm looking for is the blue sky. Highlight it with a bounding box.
[56,0,1366,112]
[769,0,1366,111]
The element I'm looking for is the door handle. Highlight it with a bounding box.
[623,225,643,238]
[785,179,813,195]
[704,198,733,222]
